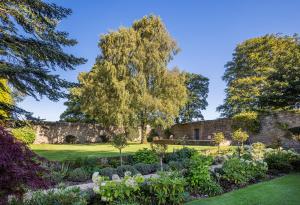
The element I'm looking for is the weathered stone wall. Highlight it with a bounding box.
[171,118,232,140]
[171,111,300,149]
[33,121,107,144]
[251,111,300,149]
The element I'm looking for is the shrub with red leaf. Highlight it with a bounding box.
[0,126,49,203]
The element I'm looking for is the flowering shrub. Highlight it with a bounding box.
[144,172,186,205]
[133,148,158,164]
[10,187,88,205]
[186,154,222,196]
[0,126,49,203]
[265,148,299,173]
[221,157,267,185]
[93,171,144,204]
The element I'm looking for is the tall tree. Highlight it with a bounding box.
[218,34,300,117]
[178,73,209,123]
[77,15,187,143]
[60,89,94,123]
[0,0,86,119]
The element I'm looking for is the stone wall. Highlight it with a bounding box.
[33,121,107,144]
[170,111,300,149]
[250,111,300,149]
[171,118,232,140]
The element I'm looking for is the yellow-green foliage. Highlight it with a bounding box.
[77,15,187,143]
[232,111,260,133]
[0,79,13,119]
[232,128,249,145]
[12,126,36,144]
[213,132,225,145]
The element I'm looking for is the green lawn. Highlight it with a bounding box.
[30,143,225,161]
[186,173,300,205]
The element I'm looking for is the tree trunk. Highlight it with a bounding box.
[160,156,163,172]
[119,149,123,166]
[140,122,147,144]
[218,145,220,154]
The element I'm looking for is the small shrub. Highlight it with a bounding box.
[10,187,88,205]
[186,153,222,196]
[133,163,156,175]
[68,168,90,182]
[133,148,158,164]
[144,172,186,205]
[264,149,299,173]
[112,133,128,166]
[93,172,144,204]
[168,160,185,171]
[165,147,197,163]
[99,167,117,179]
[213,132,225,154]
[11,126,36,144]
[116,165,139,177]
[221,158,267,185]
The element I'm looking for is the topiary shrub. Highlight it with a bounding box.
[11,126,36,144]
[133,148,158,164]
[67,168,90,182]
[116,165,139,177]
[0,126,49,203]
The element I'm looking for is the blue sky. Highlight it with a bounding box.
[19,0,300,121]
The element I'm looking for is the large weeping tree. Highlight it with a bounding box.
[218,34,300,117]
[77,15,187,143]
[0,0,86,120]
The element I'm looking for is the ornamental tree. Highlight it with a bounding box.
[213,132,225,154]
[0,0,86,118]
[76,15,187,143]
[232,128,249,157]
[0,126,49,203]
[218,34,300,117]
[112,133,128,166]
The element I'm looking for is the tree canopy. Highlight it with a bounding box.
[218,34,300,117]
[76,15,187,143]
[178,72,209,123]
[0,0,86,119]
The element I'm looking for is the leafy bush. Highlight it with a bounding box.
[116,165,139,177]
[133,148,158,164]
[10,187,88,205]
[67,157,102,175]
[144,172,186,205]
[165,147,197,163]
[168,160,186,171]
[93,172,144,204]
[264,149,299,173]
[99,167,117,179]
[0,126,49,203]
[186,153,222,196]
[232,111,260,133]
[221,158,267,185]
[67,168,90,182]
[133,163,156,175]
[11,126,36,144]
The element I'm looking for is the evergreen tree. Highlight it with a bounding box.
[218,34,300,117]
[77,15,187,143]
[178,72,209,123]
[0,0,86,118]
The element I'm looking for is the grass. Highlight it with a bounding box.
[186,173,300,205]
[30,143,228,161]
